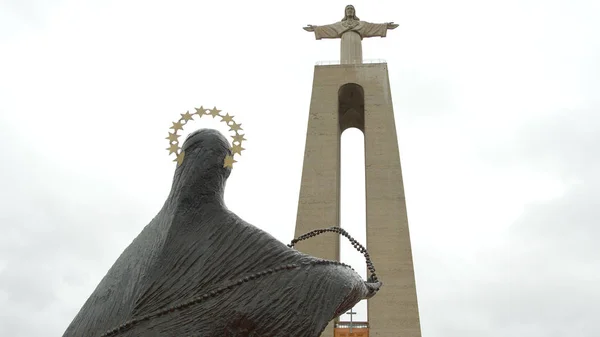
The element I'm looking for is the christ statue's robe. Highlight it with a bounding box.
[312,20,388,64]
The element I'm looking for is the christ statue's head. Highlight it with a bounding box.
[342,5,360,21]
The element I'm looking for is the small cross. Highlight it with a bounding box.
[346,309,357,333]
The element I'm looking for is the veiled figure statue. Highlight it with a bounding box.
[303,4,399,64]
[63,129,381,337]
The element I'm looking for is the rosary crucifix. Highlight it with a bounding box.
[303,4,399,64]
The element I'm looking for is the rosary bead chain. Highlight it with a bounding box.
[287,226,378,283]
[102,227,375,336]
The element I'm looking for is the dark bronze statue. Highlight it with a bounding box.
[63,129,381,337]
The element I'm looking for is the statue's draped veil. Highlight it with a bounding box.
[62,129,376,337]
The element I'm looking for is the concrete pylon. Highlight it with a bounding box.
[294,62,422,337]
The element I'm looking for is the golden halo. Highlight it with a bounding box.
[165,106,246,168]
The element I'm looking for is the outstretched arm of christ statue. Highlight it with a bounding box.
[303,22,399,40]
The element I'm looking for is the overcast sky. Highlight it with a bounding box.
[1,0,599,336]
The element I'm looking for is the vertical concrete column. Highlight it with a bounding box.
[295,63,421,337]
[362,64,421,337]
[294,66,342,337]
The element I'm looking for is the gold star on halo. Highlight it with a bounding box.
[180,111,194,122]
[223,155,236,168]
[194,106,206,116]
[232,133,247,143]
[232,143,245,155]
[229,122,242,132]
[175,151,185,165]
[170,121,184,132]
[166,143,179,155]
[220,113,234,124]
[166,105,247,168]
[209,107,221,118]
[166,132,179,143]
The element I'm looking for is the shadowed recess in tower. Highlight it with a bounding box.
[339,83,365,132]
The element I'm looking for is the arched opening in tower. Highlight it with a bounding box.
[338,83,365,132]
[338,83,368,322]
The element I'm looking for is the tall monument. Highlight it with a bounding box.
[295,5,422,337]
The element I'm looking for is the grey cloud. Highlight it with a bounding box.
[0,122,155,336]
[416,107,600,337]
[482,108,600,175]
[0,0,65,24]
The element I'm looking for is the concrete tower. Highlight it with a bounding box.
[295,5,422,337]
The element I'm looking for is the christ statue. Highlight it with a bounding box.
[303,5,399,64]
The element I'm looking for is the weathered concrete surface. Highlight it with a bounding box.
[294,63,422,337]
